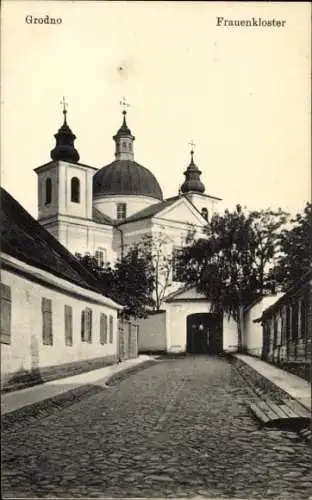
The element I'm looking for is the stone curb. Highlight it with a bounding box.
[226,353,312,443]
[1,359,158,432]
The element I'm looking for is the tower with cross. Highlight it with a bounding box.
[113,97,135,161]
[34,97,97,232]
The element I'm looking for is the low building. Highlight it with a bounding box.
[0,188,124,390]
[256,271,312,381]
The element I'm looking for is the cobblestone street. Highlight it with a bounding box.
[2,356,312,499]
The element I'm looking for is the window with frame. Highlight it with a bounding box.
[291,301,299,340]
[95,248,107,268]
[201,207,209,221]
[109,315,114,343]
[81,307,92,343]
[1,283,11,345]
[42,297,53,345]
[45,178,52,205]
[100,313,108,345]
[116,203,127,220]
[172,246,184,282]
[71,177,80,203]
[64,305,73,346]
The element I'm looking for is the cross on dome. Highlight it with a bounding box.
[60,96,68,123]
[120,96,130,115]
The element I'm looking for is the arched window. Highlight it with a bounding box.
[122,141,127,149]
[201,207,209,221]
[71,177,80,203]
[45,178,52,205]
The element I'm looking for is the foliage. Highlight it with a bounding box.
[76,250,154,319]
[270,203,312,291]
[130,232,174,311]
[178,205,289,351]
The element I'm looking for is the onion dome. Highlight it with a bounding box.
[50,101,80,163]
[180,149,205,194]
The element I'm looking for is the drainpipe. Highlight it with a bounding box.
[115,224,124,260]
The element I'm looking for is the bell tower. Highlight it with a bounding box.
[34,98,97,250]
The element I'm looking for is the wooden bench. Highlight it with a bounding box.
[249,398,311,429]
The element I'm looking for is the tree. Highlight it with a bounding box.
[75,250,154,319]
[179,205,288,352]
[271,203,312,291]
[130,233,174,311]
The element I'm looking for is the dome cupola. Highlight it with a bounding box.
[93,100,163,201]
[180,145,205,194]
[50,98,80,163]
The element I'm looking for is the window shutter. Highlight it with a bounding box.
[100,313,108,344]
[88,309,93,343]
[109,315,114,343]
[1,284,11,344]
[42,297,53,345]
[81,310,85,342]
[64,305,73,346]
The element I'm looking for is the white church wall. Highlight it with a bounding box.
[186,193,221,220]
[37,163,59,220]
[93,194,159,220]
[1,258,120,386]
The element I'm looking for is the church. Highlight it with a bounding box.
[33,100,238,355]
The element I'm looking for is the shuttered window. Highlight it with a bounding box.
[42,298,53,345]
[81,307,92,343]
[64,305,73,346]
[100,313,108,345]
[109,315,114,343]
[1,283,11,344]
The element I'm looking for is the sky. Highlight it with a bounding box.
[1,1,311,218]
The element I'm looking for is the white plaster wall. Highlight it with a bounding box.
[243,295,283,357]
[1,268,118,378]
[164,301,238,353]
[185,193,220,219]
[93,194,159,220]
[137,312,167,352]
[37,164,59,220]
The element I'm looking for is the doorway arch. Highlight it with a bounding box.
[186,313,223,354]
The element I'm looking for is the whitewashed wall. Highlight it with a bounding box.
[1,256,120,383]
[93,194,159,220]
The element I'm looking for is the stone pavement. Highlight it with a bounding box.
[1,355,152,416]
[2,356,312,499]
[234,354,311,410]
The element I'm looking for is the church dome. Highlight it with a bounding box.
[93,160,163,200]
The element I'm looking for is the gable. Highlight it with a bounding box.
[165,285,208,302]
[155,197,206,226]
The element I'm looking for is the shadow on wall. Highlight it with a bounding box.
[31,334,43,384]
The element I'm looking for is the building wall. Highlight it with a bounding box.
[137,311,167,353]
[93,194,159,220]
[243,295,283,357]
[1,265,119,387]
[164,300,238,353]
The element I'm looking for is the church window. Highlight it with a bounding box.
[201,207,209,221]
[172,247,184,282]
[45,178,52,205]
[122,141,127,149]
[100,313,108,344]
[64,305,73,346]
[95,248,107,268]
[81,307,92,343]
[1,284,11,345]
[128,143,132,151]
[117,203,127,220]
[71,177,80,203]
[42,297,53,345]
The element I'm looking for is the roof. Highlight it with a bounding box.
[93,160,163,201]
[255,270,312,322]
[118,196,180,225]
[0,188,107,294]
[92,206,114,226]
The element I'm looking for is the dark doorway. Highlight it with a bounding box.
[186,313,223,354]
